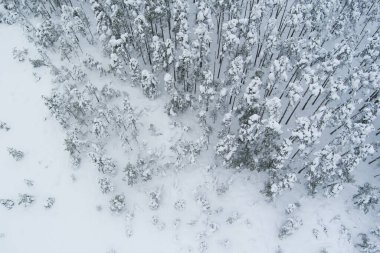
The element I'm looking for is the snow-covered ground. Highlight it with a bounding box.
[0,24,377,253]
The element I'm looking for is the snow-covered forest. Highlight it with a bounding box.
[0,0,379,252]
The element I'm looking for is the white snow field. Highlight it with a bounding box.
[0,20,377,253]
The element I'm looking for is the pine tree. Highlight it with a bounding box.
[61,5,92,49]
[89,152,117,176]
[35,20,59,48]
[90,0,113,50]
[305,145,341,195]
[141,69,159,99]
[225,56,244,110]
[172,0,189,49]
[128,58,142,87]
[353,183,379,214]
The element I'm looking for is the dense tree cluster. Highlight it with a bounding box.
[1,0,379,202]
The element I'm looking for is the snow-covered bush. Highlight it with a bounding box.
[356,233,380,253]
[24,179,34,187]
[174,199,186,211]
[98,177,114,194]
[44,197,55,209]
[12,47,28,61]
[171,138,202,166]
[148,189,161,210]
[0,199,15,210]
[285,202,300,215]
[122,163,139,186]
[101,84,121,101]
[226,211,240,224]
[152,215,166,230]
[278,217,303,239]
[7,147,24,161]
[195,193,211,213]
[371,226,380,239]
[89,153,117,176]
[18,194,35,207]
[29,58,47,68]
[0,121,10,131]
[109,194,126,213]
